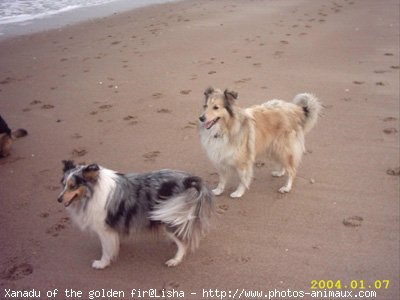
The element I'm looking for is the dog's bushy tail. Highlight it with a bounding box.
[149,177,215,251]
[292,93,322,134]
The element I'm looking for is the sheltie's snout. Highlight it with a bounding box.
[199,115,206,122]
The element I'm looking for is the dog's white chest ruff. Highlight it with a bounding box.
[199,128,236,167]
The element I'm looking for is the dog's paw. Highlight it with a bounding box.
[212,187,224,196]
[92,259,110,269]
[278,186,291,193]
[272,170,285,177]
[230,190,244,198]
[165,258,181,267]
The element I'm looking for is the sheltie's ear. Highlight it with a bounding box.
[223,89,238,117]
[62,160,76,173]
[204,87,215,99]
[224,89,238,102]
[82,164,100,183]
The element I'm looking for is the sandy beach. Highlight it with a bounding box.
[0,0,399,299]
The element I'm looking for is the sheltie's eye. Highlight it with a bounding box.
[68,183,77,190]
[203,104,208,109]
[213,105,219,110]
[67,178,79,190]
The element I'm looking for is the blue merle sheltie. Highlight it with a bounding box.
[58,160,215,269]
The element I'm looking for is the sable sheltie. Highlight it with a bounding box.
[0,114,27,157]
[198,87,321,198]
[58,160,215,269]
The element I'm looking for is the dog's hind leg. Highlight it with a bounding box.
[92,228,120,269]
[279,167,296,193]
[278,138,303,193]
[164,230,187,267]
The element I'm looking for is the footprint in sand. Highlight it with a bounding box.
[253,63,262,67]
[0,77,16,85]
[236,256,251,264]
[123,115,137,121]
[143,151,160,162]
[1,263,33,281]
[383,128,398,134]
[217,204,229,215]
[180,90,191,95]
[343,216,363,227]
[30,100,42,105]
[111,41,121,45]
[152,92,163,99]
[255,161,265,168]
[39,212,50,218]
[183,121,197,129]
[376,82,385,86]
[71,133,82,139]
[71,148,87,157]
[157,108,171,114]
[273,50,284,58]
[353,81,365,85]
[383,117,397,122]
[208,71,216,75]
[390,65,400,70]
[41,104,55,109]
[46,217,70,237]
[234,78,251,84]
[99,104,112,110]
[280,40,289,44]
[386,168,400,176]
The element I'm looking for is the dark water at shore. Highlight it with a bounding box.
[0,0,178,39]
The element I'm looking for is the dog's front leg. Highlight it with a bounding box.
[231,165,253,198]
[92,228,120,269]
[213,167,228,196]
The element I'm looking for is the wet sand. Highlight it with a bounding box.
[0,0,399,299]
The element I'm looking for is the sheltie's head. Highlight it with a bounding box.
[58,160,100,207]
[199,87,238,130]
